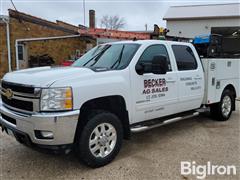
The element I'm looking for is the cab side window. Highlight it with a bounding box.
[172,45,198,71]
[138,45,172,71]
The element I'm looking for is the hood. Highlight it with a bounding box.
[2,66,94,87]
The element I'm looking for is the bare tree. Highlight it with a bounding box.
[100,15,126,30]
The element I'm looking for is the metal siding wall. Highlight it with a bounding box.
[166,18,240,38]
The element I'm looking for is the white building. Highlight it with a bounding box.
[163,3,240,39]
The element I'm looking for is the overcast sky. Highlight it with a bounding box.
[1,0,239,30]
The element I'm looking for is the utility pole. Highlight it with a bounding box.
[83,0,86,26]
[145,24,148,31]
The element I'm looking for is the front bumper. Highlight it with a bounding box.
[0,104,80,146]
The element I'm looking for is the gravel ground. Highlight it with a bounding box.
[0,102,239,180]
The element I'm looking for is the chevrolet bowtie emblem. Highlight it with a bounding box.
[4,88,14,100]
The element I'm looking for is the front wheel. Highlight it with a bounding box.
[210,89,234,121]
[76,111,123,168]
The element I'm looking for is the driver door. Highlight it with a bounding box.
[130,44,179,124]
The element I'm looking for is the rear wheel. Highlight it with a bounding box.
[210,89,234,121]
[75,111,123,168]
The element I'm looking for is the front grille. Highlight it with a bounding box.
[1,81,40,112]
[1,81,35,94]
[1,95,34,112]
[1,113,16,125]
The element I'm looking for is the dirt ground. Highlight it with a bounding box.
[0,102,239,180]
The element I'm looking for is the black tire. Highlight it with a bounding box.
[210,89,234,121]
[75,111,123,168]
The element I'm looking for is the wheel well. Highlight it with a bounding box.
[224,84,236,98]
[77,96,130,139]
[223,84,236,110]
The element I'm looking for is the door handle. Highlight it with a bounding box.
[194,77,203,80]
[166,78,176,83]
[166,80,176,83]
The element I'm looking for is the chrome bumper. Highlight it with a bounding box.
[0,105,79,145]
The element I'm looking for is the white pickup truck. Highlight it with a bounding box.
[0,40,239,167]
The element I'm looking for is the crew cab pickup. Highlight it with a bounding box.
[0,40,239,167]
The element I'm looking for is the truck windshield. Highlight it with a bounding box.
[72,43,140,70]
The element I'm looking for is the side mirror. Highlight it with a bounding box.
[152,55,168,74]
[135,63,144,75]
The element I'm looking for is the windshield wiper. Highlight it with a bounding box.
[111,45,125,69]
[83,45,111,67]
[82,45,110,66]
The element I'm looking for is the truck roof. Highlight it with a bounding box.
[107,39,192,46]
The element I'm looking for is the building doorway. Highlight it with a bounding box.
[17,44,28,69]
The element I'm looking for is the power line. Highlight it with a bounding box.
[10,0,17,11]
[9,0,29,30]
[10,0,22,23]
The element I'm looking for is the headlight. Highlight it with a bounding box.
[40,87,73,111]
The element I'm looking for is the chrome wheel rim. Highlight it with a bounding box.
[221,95,232,117]
[89,123,117,158]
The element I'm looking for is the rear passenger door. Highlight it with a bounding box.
[171,44,204,112]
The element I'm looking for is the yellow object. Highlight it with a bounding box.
[159,27,164,33]
[64,99,73,109]
[65,88,72,98]
[64,88,73,109]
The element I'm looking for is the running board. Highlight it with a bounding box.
[130,112,199,133]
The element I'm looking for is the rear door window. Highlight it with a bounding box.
[172,45,198,71]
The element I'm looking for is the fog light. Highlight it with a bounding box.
[35,130,54,139]
[41,131,54,139]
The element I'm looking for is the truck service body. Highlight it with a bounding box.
[0,40,239,167]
